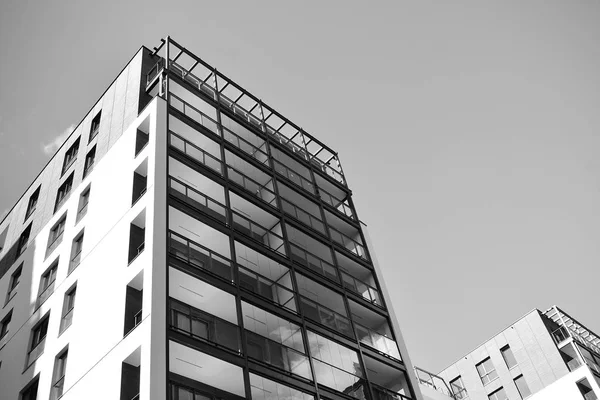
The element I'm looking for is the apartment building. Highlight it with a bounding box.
[0,37,423,400]
[415,306,600,400]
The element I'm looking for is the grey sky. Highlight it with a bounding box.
[1,0,600,372]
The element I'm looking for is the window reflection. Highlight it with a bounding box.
[250,373,314,400]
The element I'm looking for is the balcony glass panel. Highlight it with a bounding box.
[364,355,412,399]
[272,148,315,194]
[287,225,337,281]
[168,231,233,281]
[225,150,277,207]
[307,330,364,398]
[349,300,400,360]
[221,113,269,165]
[170,298,241,353]
[325,210,367,261]
[250,373,315,400]
[169,61,217,99]
[336,251,381,306]
[299,296,353,338]
[169,177,227,224]
[169,131,222,175]
[278,182,325,235]
[169,81,219,135]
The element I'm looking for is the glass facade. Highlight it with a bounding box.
[157,38,415,400]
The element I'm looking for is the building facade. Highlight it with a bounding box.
[0,37,423,400]
[415,306,600,400]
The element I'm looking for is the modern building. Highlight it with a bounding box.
[415,306,600,400]
[0,37,423,400]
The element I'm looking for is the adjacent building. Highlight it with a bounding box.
[0,37,423,400]
[416,306,600,400]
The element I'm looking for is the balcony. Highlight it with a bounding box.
[341,271,382,307]
[355,322,401,360]
[227,166,277,208]
[281,198,325,235]
[168,176,228,224]
[273,159,315,194]
[299,296,353,338]
[231,210,286,256]
[168,92,219,136]
[221,114,269,166]
[319,187,355,221]
[372,384,412,400]
[169,131,223,175]
[311,358,365,399]
[168,230,234,282]
[170,298,241,354]
[329,226,368,261]
[246,330,312,380]
[238,265,297,312]
[289,243,338,282]
[146,58,164,87]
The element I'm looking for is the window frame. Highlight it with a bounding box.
[47,214,67,256]
[0,309,12,340]
[61,137,80,176]
[51,347,68,400]
[5,263,23,304]
[77,185,91,222]
[488,386,508,400]
[25,186,41,221]
[19,375,40,400]
[476,357,498,385]
[55,173,74,213]
[89,111,101,142]
[83,145,96,178]
[27,313,50,367]
[449,375,468,400]
[60,284,77,334]
[69,230,84,273]
[16,224,32,257]
[514,374,531,399]
[37,259,59,308]
[501,344,518,369]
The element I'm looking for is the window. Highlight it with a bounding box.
[476,357,498,385]
[89,111,101,142]
[47,215,67,257]
[132,159,148,205]
[69,230,84,273]
[62,138,80,176]
[124,285,143,336]
[488,387,507,400]
[20,376,39,400]
[128,211,146,264]
[135,128,149,155]
[27,314,50,366]
[5,263,22,304]
[501,345,517,369]
[25,186,40,220]
[0,310,12,340]
[77,186,90,221]
[450,376,468,400]
[60,284,77,333]
[55,173,74,213]
[37,260,58,308]
[120,350,141,400]
[17,223,32,257]
[0,225,8,252]
[83,145,96,178]
[514,375,531,399]
[60,284,76,334]
[51,348,68,400]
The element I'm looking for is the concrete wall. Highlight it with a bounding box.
[529,365,600,400]
[0,95,165,400]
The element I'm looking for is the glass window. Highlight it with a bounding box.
[514,375,531,399]
[83,146,96,177]
[488,387,507,400]
[27,314,50,366]
[450,376,468,400]
[0,310,12,339]
[90,111,101,141]
[5,263,22,304]
[20,377,39,400]
[476,357,498,385]
[25,186,40,220]
[51,349,68,400]
[501,345,517,369]
[55,173,74,212]
[62,138,80,175]
[77,186,91,221]
[69,231,84,273]
[37,260,59,308]
[60,284,76,333]
[17,224,32,256]
[250,373,314,400]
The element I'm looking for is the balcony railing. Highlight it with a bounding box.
[371,383,412,400]
[226,166,277,207]
[231,211,286,256]
[340,271,382,307]
[281,198,326,235]
[273,159,315,194]
[299,295,353,338]
[168,177,228,224]
[168,230,234,282]
[147,58,164,86]
[170,298,241,353]
[170,62,217,100]
[222,125,270,166]
[169,131,223,175]
[168,92,219,135]
[355,323,401,360]
[265,126,310,162]
[319,188,356,221]
[328,227,368,261]
[552,325,570,344]
[289,243,338,282]
[246,330,312,380]
[311,358,365,399]
[238,265,297,312]
[311,157,346,186]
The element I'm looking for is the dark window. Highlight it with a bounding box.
[37,260,58,308]
[476,357,498,385]
[69,231,84,273]
[50,348,68,400]
[77,186,91,221]
[20,376,39,400]
[47,215,67,257]
[62,138,80,176]
[5,264,22,304]
[25,186,40,220]
[17,224,32,257]
[60,284,76,333]
[120,361,140,400]
[90,111,101,142]
[135,129,149,156]
[450,376,468,400]
[124,286,143,336]
[27,314,50,366]
[514,375,531,399]
[128,222,145,264]
[132,172,147,205]
[0,310,12,339]
[55,173,74,213]
[83,146,96,178]
[0,225,7,252]
[501,345,517,369]
[488,387,508,400]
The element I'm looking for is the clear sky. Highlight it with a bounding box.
[2,0,600,373]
